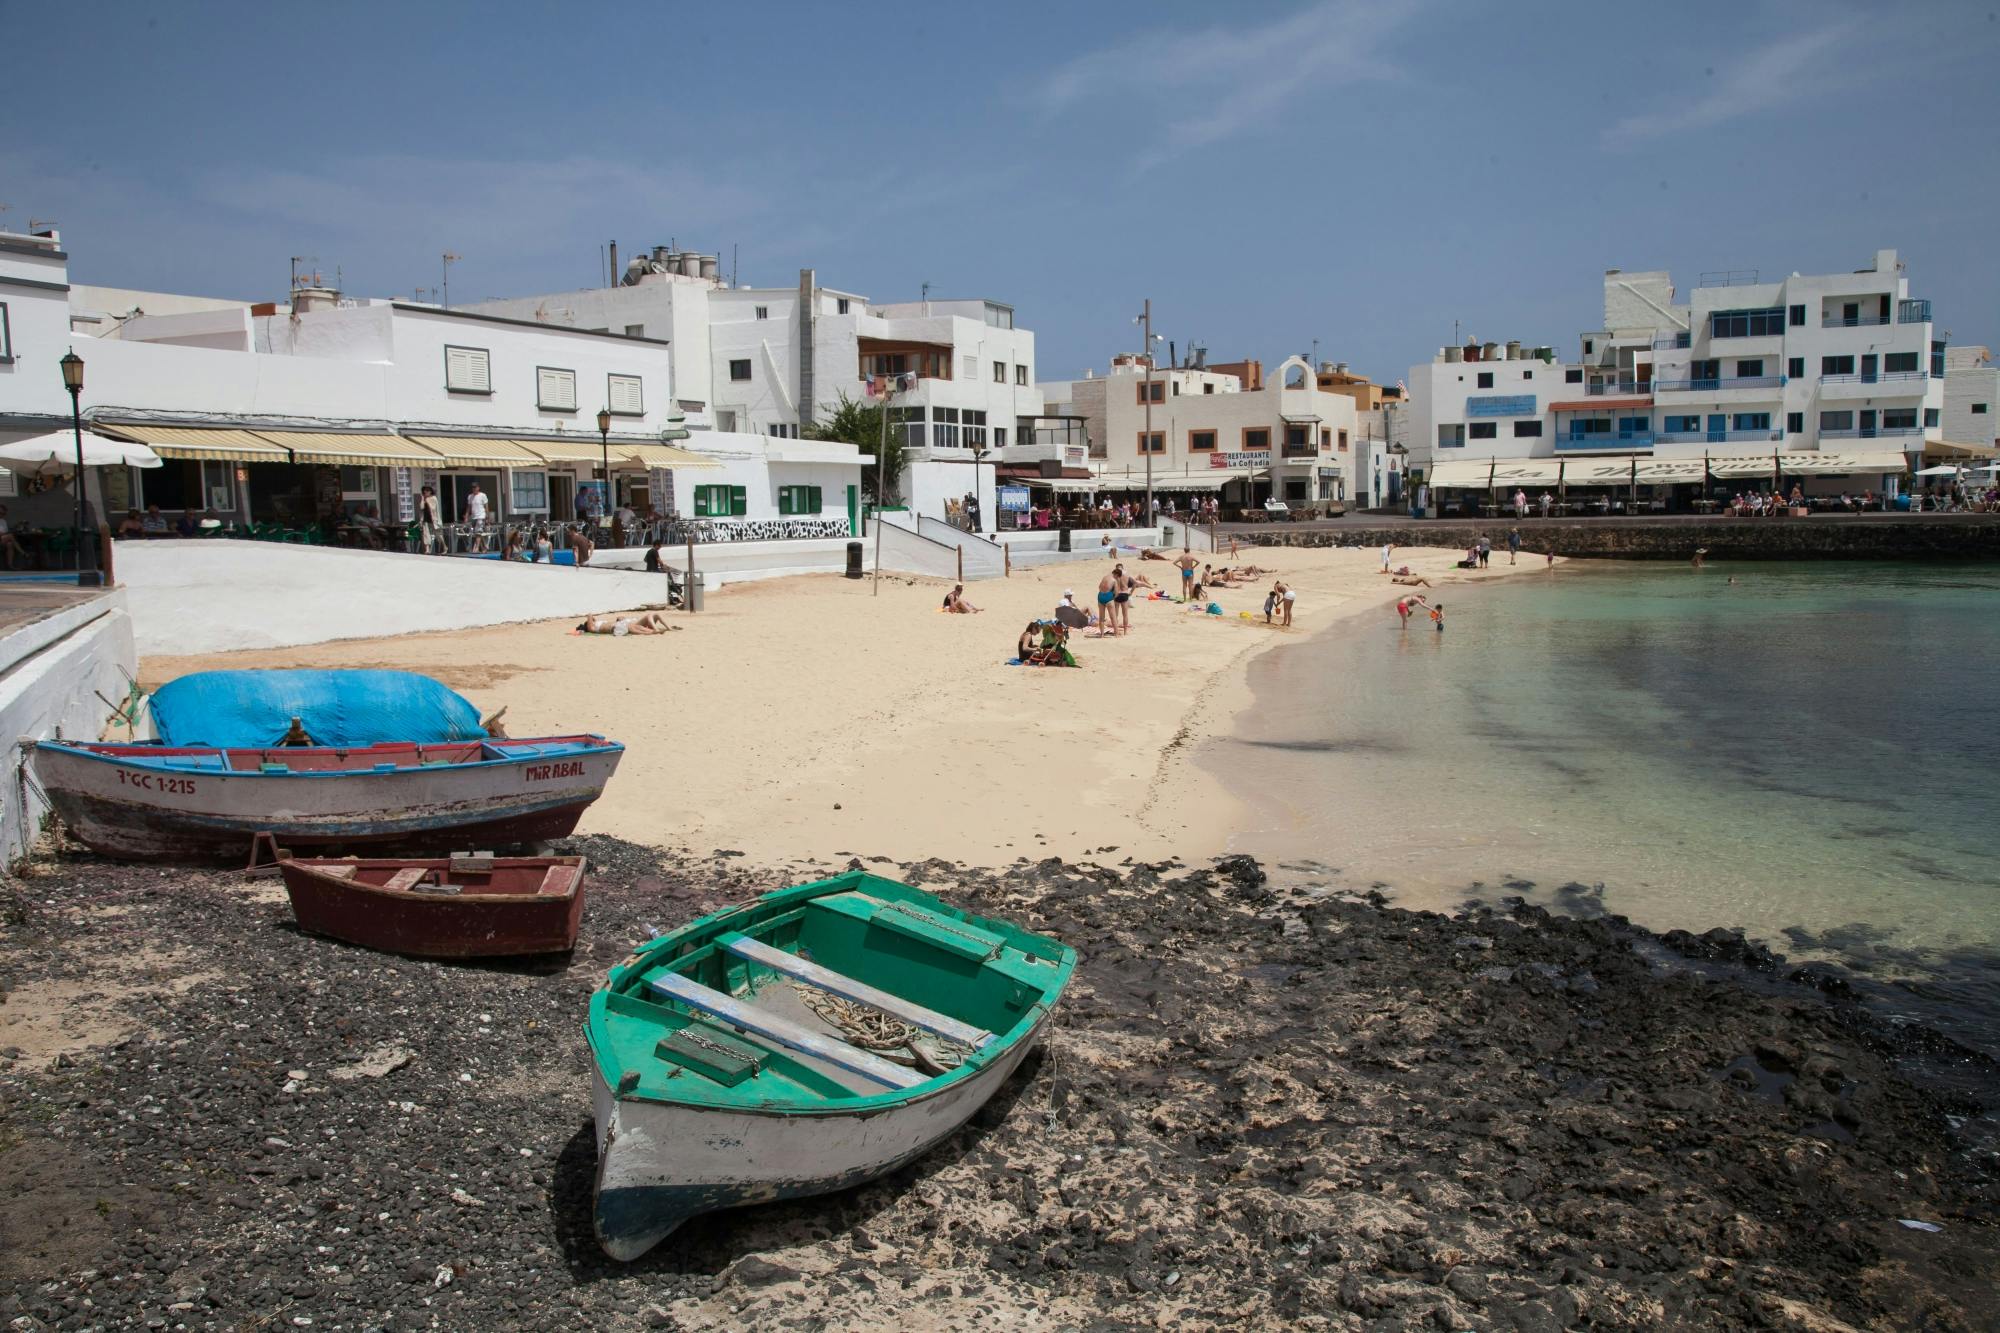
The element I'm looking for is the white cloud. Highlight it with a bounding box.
[1029,1,1417,166]
[1603,20,1858,146]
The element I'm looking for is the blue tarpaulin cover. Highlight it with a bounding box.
[150,670,485,749]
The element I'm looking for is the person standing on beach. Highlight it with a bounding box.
[1507,528,1521,565]
[1545,548,1555,569]
[1111,564,1135,634]
[1396,593,1427,626]
[1277,580,1296,627]
[1380,542,1393,574]
[1478,536,1491,567]
[1095,570,1118,636]
[1173,550,1199,601]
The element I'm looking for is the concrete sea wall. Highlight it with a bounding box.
[1234,516,2000,561]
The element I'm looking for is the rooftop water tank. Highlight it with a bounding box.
[1506,340,1522,360]
[1444,346,1463,363]
[699,255,719,281]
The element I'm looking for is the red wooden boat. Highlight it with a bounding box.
[278,854,588,958]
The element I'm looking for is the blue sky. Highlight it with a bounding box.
[4,1,1997,383]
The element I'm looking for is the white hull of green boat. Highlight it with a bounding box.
[591,1011,1050,1262]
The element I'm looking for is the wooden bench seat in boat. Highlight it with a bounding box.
[718,932,994,1049]
[646,970,923,1091]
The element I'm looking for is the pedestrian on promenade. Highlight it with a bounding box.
[1513,488,1528,518]
[1507,528,1521,565]
[1478,536,1492,567]
[418,485,443,554]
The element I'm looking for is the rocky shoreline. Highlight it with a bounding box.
[1,839,1995,1331]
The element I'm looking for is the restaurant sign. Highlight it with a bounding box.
[998,485,1031,512]
[1207,452,1269,469]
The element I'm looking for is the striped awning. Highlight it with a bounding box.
[619,443,721,469]
[405,435,549,468]
[95,423,291,462]
[513,437,609,463]
[251,431,441,467]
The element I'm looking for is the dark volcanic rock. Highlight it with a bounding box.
[0,842,1992,1329]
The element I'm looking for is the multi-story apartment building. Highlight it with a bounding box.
[1404,249,1943,497]
[469,252,1045,452]
[1043,353,1359,509]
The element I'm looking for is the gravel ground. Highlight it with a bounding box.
[0,838,1994,1331]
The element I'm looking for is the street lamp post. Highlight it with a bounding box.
[1134,301,1162,534]
[59,349,95,586]
[596,406,612,532]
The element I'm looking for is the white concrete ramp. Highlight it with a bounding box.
[119,541,678,655]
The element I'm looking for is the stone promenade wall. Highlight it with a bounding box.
[1235,516,2000,561]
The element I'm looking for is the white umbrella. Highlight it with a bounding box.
[1911,464,1962,477]
[0,430,161,472]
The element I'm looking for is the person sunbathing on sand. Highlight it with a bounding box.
[578,612,676,636]
[943,584,982,613]
[1391,573,1432,588]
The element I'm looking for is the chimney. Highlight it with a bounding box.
[609,241,618,290]
[292,285,340,315]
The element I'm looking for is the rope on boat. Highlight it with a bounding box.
[792,983,971,1075]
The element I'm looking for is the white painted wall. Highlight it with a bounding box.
[1942,347,1998,448]
[0,590,136,867]
[117,541,680,655]
[466,275,715,420]
[0,232,78,421]
[902,457,995,532]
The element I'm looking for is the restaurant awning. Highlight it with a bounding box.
[1925,440,1999,459]
[95,423,292,462]
[618,443,721,469]
[250,431,442,467]
[405,435,549,468]
[514,437,611,463]
[1708,449,1907,478]
[1040,478,1099,493]
[1428,458,1567,487]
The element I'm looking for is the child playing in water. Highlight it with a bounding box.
[1429,602,1445,633]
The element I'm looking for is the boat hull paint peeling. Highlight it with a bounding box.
[29,738,622,860]
[590,1009,1051,1262]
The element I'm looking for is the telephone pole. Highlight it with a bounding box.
[1137,299,1157,529]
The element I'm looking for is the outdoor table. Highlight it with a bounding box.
[1692,500,1719,514]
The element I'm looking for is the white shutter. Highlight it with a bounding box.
[608,374,644,415]
[537,367,576,410]
[445,346,491,392]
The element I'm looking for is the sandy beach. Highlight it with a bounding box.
[138,543,1539,871]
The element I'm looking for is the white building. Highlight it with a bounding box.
[1041,353,1360,512]
[1940,345,1998,460]
[0,231,864,540]
[1404,249,1944,502]
[469,252,1044,447]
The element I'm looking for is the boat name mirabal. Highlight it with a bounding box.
[524,760,587,782]
[115,769,198,796]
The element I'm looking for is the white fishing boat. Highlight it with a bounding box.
[586,871,1075,1261]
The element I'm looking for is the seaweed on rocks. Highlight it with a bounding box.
[0,844,1993,1330]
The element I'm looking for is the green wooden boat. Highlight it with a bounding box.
[586,870,1075,1260]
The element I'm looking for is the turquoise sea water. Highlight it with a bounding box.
[1211,560,2000,1050]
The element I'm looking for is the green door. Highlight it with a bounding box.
[846,485,859,536]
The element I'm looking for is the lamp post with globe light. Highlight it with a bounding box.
[596,406,613,532]
[59,349,96,586]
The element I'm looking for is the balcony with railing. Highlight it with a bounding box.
[1655,430,1783,445]
[1652,332,1692,350]
[1584,379,1650,396]
[1898,299,1932,324]
[1652,375,1786,393]
[1821,314,1890,328]
[1557,431,1653,450]
[1818,371,1928,399]
[1818,425,1925,440]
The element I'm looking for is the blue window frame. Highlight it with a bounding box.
[1732,413,1770,432]
[1618,416,1650,434]
[1665,415,1701,433]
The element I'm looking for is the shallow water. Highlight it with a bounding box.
[1208,559,2000,1050]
